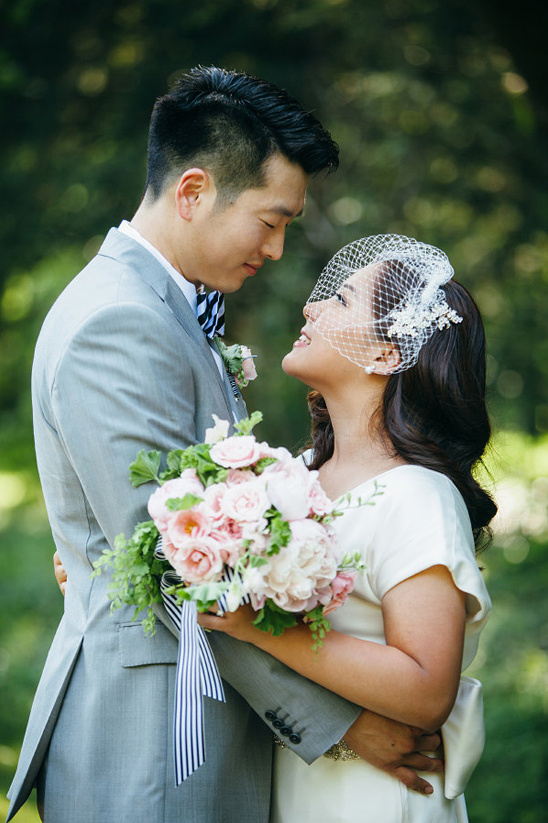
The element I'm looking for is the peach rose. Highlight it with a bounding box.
[147,473,204,532]
[164,538,224,584]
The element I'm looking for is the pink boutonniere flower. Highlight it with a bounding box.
[216,340,258,389]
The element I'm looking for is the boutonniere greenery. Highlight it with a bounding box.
[216,340,258,389]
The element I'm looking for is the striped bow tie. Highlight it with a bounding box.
[195,289,225,338]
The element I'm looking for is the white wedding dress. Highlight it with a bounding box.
[271,464,491,823]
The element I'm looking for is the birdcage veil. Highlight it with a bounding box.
[306,234,463,374]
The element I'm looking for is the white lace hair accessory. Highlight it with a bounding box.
[307,234,463,374]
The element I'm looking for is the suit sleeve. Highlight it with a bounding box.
[209,633,361,762]
[51,299,361,761]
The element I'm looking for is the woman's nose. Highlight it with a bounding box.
[303,301,321,322]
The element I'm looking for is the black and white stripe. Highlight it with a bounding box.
[195,289,225,338]
[157,542,226,784]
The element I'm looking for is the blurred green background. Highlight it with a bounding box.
[1,0,547,820]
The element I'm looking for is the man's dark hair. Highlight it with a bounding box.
[145,66,339,204]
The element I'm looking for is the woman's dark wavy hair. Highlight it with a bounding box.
[306,279,497,553]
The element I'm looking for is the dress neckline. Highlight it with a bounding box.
[332,463,427,502]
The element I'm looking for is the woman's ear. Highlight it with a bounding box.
[373,346,401,375]
[174,168,215,220]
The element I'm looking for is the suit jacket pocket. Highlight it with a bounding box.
[118,620,179,667]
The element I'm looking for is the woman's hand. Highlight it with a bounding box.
[53,550,67,595]
[198,603,262,644]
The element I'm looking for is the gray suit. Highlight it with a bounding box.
[7,229,360,822]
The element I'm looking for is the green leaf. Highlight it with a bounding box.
[233,411,263,436]
[253,599,298,636]
[165,449,186,477]
[174,580,230,605]
[176,442,228,486]
[216,339,244,374]
[129,449,162,487]
[165,492,204,511]
[266,512,292,555]
[254,456,278,473]
[248,554,269,568]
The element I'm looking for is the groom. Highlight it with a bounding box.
[8,67,441,822]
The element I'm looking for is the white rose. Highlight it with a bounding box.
[263,458,312,521]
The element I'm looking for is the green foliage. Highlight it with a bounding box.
[233,410,263,436]
[129,449,162,488]
[265,511,292,555]
[2,2,548,818]
[216,339,245,375]
[171,581,228,611]
[302,606,332,652]
[92,520,165,634]
[253,600,299,636]
[177,443,229,486]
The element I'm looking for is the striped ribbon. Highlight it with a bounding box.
[156,541,249,784]
[195,289,225,339]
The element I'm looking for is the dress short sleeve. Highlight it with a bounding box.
[366,466,491,638]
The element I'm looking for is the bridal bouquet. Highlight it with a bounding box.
[94,412,365,647]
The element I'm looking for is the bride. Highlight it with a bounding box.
[199,234,496,823]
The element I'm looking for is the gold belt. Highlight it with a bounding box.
[274,735,360,761]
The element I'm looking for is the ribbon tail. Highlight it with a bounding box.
[160,570,225,785]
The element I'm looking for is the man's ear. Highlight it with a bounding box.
[373,346,401,375]
[174,168,215,220]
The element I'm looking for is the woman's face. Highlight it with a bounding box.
[282,265,383,389]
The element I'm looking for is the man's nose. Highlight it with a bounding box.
[263,228,285,261]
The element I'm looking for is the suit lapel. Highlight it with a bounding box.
[98,229,235,420]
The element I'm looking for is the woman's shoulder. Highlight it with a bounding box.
[379,463,462,498]
[370,464,470,528]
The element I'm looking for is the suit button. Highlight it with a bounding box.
[289,733,302,744]
[272,718,284,729]
[280,726,292,736]
[265,710,277,722]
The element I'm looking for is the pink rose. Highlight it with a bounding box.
[307,473,335,518]
[166,506,212,546]
[164,537,224,584]
[225,469,254,485]
[209,435,263,469]
[263,445,292,463]
[147,473,205,532]
[218,538,241,567]
[263,458,314,521]
[220,478,270,523]
[202,482,229,521]
[240,347,257,382]
[323,571,357,616]
[216,516,244,542]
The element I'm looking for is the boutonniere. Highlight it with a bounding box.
[216,340,258,389]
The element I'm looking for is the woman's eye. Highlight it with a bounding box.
[335,292,347,306]
[262,220,275,229]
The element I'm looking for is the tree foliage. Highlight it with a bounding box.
[1,2,547,819]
